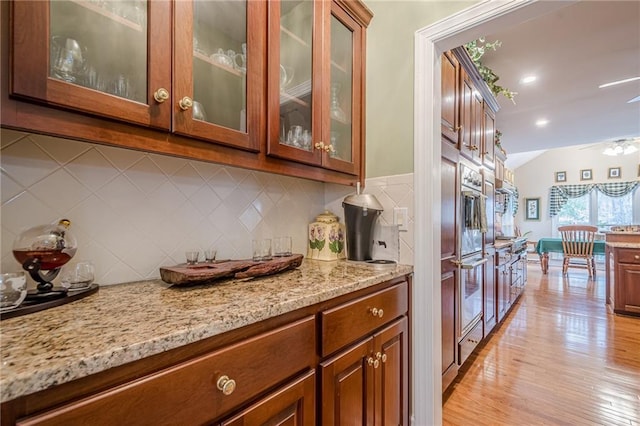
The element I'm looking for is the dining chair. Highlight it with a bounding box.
[558,225,598,277]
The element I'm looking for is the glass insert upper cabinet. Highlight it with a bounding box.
[11,0,171,129]
[10,0,264,151]
[173,0,265,151]
[266,0,371,176]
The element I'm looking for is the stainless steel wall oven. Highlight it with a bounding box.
[457,162,488,338]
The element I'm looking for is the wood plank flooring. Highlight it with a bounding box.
[443,263,640,425]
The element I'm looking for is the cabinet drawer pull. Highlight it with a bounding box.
[370,307,384,318]
[381,353,388,363]
[153,88,169,103]
[179,96,193,111]
[448,125,462,132]
[216,375,236,396]
[635,255,639,260]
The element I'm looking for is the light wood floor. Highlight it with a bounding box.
[443,263,640,425]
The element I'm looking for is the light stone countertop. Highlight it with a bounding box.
[605,242,640,249]
[0,259,412,403]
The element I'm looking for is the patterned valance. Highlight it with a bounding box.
[549,181,638,217]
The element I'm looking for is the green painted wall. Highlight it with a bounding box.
[365,1,477,178]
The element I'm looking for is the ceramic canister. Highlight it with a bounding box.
[308,211,346,261]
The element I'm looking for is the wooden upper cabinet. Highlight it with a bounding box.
[10,0,172,130]
[441,51,460,146]
[10,0,265,151]
[173,0,266,151]
[267,0,371,177]
[482,104,496,170]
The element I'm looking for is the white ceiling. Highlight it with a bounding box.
[477,0,640,160]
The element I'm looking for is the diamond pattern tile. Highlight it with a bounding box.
[1,129,414,287]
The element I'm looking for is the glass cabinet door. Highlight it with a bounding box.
[324,3,362,175]
[267,0,322,165]
[173,0,263,151]
[11,1,171,129]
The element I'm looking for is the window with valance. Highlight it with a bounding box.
[549,181,639,217]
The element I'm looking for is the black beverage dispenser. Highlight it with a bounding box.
[342,183,384,261]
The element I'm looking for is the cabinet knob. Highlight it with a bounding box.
[153,88,169,103]
[375,351,387,363]
[216,375,236,396]
[325,144,334,153]
[367,356,380,369]
[370,307,384,318]
[635,255,639,260]
[315,142,325,150]
[448,125,462,132]
[179,96,193,111]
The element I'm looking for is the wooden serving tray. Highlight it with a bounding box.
[159,254,304,286]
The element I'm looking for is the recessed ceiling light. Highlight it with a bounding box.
[520,75,537,84]
[535,119,549,127]
[599,76,640,89]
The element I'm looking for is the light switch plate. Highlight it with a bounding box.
[393,207,409,231]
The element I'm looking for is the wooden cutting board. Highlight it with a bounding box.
[159,254,304,286]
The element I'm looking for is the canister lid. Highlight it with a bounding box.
[314,210,339,224]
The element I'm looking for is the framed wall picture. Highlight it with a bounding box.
[608,167,621,179]
[580,169,592,181]
[525,198,540,221]
[555,171,566,182]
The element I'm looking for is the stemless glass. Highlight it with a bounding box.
[60,261,95,290]
[0,272,27,311]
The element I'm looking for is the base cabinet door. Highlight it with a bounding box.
[320,338,375,425]
[484,252,497,335]
[374,317,409,426]
[220,370,316,426]
[496,263,509,323]
[320,316,408,426]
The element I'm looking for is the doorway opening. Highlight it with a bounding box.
[412,1,575,424]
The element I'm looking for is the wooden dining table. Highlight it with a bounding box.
[535,237,606,273]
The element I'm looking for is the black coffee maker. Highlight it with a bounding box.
[342,183,383,261]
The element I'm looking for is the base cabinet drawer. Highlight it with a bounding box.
[17,317,316,426]
[458,320,483,366]
[321,280,408,357]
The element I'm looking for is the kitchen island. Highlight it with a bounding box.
[605,232,640,317]
[1,259,412,425]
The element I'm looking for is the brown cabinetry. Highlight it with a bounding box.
[4,0,371,185]
[606,245,640,316]
[2,276,410,426]
[320,282,409,425]
[10,0,264,151]
[482,105,496,170]
[441,51,460,146]
[16,317,316,426]
[220,369,316,426]
[496,248,511,323]
[267,1,370,176]
[440,140,459,391]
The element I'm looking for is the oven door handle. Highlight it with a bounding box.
[460,258,488,269]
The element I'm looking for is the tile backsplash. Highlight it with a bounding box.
[1,129,414,287]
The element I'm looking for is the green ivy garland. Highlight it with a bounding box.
[465,38,517,104]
